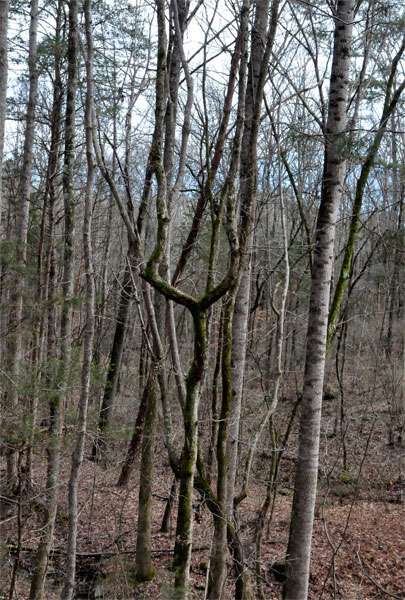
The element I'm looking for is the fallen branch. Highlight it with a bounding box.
[0,515,17,525]
[5,543,210,560]
[356,547,403,600]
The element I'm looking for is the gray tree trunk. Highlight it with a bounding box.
[0,0,8,466]
[284,2,355,598]
[0,0,9,233]
[6,0,39,487]
[29,0,78,597]
[61,0,95,595]
[26,0,64,485]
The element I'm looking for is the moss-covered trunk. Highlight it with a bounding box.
[172,310,206,599]
[135,372,158,582]
[327,37,405,350]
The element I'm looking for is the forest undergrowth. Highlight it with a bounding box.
[1,379,404,600]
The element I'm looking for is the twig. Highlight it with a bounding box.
[356,548,403,600]
[0,494,19,505]
[0,515,18,525]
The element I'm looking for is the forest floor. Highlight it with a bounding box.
[1,388,404,600]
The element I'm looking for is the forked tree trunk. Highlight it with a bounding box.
[284,2,355,598]
[208,2,281,599]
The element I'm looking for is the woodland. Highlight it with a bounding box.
[0,0,404,599]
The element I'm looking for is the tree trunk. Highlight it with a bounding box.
[0,0,9,233]
[26,0,64,484]
[206,310,223,483]
[327,37,405,348]
[6,0,39,488]
[284,2,355,598]
[171,310,207,598]
[134,372,158,582]
[208,2,281,598]
[29,1,78,597]
[117,370,150,487]
[92,255,133,460]
[0,0,9,390]
[61,0,95,595]
[160,476,177,534]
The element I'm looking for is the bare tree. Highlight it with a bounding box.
[134,371,158,582]
[327,36,405,348]
[29,0,79,596]
[284,2,356,598]
[61,0,96,595]
[0,0,9,234]
[5,0,39,488]
[209,2,282,598]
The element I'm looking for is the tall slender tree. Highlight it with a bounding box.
[0,0,9,234]
[29,0,79,596]
[208,2,282,598]
[284,2,355,598]
[5,0,39,487]
[61,0,96,593]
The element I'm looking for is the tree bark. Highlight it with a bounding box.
[134,372,158,582]
[61,0,95,595]
[0,0,9,234]
[29,0,78,596]
[92,255,133,460]
[6,0,39,487]
[116,370,150,487]
[284,2,355,598]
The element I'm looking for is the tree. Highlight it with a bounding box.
[5,0,39,488]
[208,2,282,598]
[284,2,356,598]
[134,371,158,582]
[61,0,96,594]
[2,1,405,597]
[29,0,79,596]
[0,0,9,234]
[327,35,405,348]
